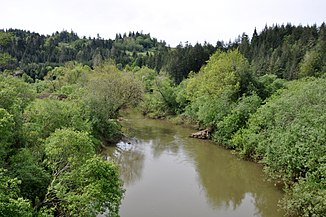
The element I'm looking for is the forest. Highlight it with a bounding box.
[0,23,326,217]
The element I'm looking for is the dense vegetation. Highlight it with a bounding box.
[1,23,326,217]
[0,61,144,216]
[0,29,216,82]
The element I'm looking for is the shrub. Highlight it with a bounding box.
[231,78,326,215]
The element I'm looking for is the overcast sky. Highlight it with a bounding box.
[1,0,325,46]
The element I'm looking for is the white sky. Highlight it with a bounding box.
[1,0,325,46]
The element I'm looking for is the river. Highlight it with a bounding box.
[103,112,285,217]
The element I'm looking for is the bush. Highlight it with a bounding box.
[23,99,91,147]
[0,168,33,217]
[139,75,179,118]
[84,63,143,142]
[139,93,169,118]
[282,176,326,217]
[42,128,124,217]
[191,88,235,127]
[231,78,326,215]
[9,149,51,205]
[214,93,262,147]
[0,108,14,166]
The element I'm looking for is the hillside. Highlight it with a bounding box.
[1,23,325,83]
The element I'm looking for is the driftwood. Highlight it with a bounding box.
[190,128,211,139]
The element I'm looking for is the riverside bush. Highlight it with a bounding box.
[231,78,326,216]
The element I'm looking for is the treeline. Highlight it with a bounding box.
[243,23,326,79]
[0,28,217,83]
[1,23,326,84]
[0,61,144,216]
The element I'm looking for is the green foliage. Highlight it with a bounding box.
[162,42,216,83]
[233,78,326,175]
[0,74,35,148]
[282,176,326,217]
[0,108,14,166]
[36,208,55,217]
[298,24,326,78]
[231,78,326,216]
[9,149,51,205]
[153,75,179,114]
[0,65,129,216]
[84,62,143,142]
[0,32,16,71]
[189,88,235,127]
[174,79,190,113]
[185,50,245,101]
[0,74,35,114]
[22,73,34,83]
[44,62,91,90]
[299,47,326,78]
[23,99,91,146]
[1,29,167,78]
[0,32,14,47]
[88,62,143,115]
[140,93,168,118]
[213,93,262,147]
[33,79,51,94]
[299,50,322,77]
[182,50,252,127]
[31,62,90,98]
[139,74,179,118]
[42,128,123,217]
[44,128,95,172]
[63,157,124,217]
[0,169,33,217]
[2,24,326,82]
[133,66,157,92]
[0,52,17,70]
[248,24,322,79]
[57,83,85,98]
[254,74,286,100]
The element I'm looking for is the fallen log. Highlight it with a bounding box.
[190,128,211,139]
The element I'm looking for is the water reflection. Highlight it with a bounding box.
[106,139,145,185]
[183,141,283,217]
[106,113,284,217]
[151,135,181,158]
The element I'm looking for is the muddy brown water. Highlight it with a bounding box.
[103,112,285,217]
